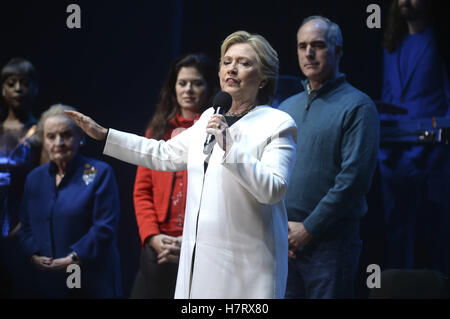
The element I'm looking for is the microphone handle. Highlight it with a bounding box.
[203,106,223,154]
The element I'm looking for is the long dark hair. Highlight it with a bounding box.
[383,1,449,75]
[383,1,409,53]
[148,54,218,140]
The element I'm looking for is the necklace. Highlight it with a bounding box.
[225,105,256,117]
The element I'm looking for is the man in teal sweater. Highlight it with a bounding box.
[279,16,379,298]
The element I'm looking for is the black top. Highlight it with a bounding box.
[204,115,244,173]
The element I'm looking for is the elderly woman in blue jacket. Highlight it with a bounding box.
[19,104,122,298]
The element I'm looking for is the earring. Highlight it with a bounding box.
[80,140,84,146]
[259,81,266,89]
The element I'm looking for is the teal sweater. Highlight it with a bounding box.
[279,74,379,238]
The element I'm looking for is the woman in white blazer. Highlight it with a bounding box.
[66,31,297,299]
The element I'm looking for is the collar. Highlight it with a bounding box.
[48,152,83,178]
[302,73,346,97]
[168,112,200,129]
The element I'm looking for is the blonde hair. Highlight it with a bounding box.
[220,31,279,105]
[37,104,84,141]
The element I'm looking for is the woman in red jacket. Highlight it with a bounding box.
[130,54,218,298]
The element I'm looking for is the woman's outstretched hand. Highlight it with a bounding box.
[64,110,108,141]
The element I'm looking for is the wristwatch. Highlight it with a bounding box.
[68,251,81,265]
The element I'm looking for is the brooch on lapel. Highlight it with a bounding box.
[82,163,97,186]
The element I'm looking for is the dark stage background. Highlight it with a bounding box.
[2,0,445,298]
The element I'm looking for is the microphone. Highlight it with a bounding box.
[203,91,232,154]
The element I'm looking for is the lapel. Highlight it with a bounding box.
[385,49,403,98]
[221,106,264,162]
[226,106,263,139]
[401,33,432,96]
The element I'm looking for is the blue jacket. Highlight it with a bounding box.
[279,75,379,238]
[382,26,449,119]
[380,26,450,202]
[19,153,122,298]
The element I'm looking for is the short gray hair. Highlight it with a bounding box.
[299,16,343,58]
[37,103,84,141]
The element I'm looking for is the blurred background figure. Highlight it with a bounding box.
[380,0,450,275]
[130,53,218,298]
[18,104,122,298]
[0,58,41,298]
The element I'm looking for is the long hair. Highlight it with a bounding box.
[148,54,218,140]
[383,1,449,75]
[383,1,409,53]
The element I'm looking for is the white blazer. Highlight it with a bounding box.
[104,106,297,298]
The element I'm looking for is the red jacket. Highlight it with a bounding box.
[133,114,197,246]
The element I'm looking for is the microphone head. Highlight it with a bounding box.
[212,91,232,114]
